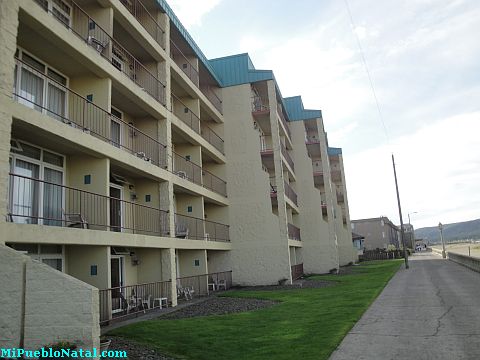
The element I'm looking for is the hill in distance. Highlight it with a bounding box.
[415,218,480,243]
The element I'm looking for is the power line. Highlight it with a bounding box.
[343,0,390,144]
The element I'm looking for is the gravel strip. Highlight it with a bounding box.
[107,337,174,360]
[161,296,278,320]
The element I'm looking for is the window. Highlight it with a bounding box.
[51,0,71,27]
[8,243,65,272]
[14,48,68,123]
[110,108,123,148]
[9,140,65,226]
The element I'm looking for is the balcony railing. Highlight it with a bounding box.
[200,86,223,114]
[287,223,301,241]
[201,125,225,154]
[291,263,304,280]
[13,58,167,169]
[305,136,320,144]
[99,279,171,325]
[173,153,227,196]
[252,96,269,113]
[331,170,342,181]
[284,181,298,206]
[119,0,166,49]
[174,214,229,242]
[277,104,292,139]
[171,94,200,134]
[34,0,166,106]
[170,40,199,86]
[8,173,169,236]
[177,271,232,298]
[281,144,295,172]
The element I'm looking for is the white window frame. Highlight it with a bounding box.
[109,183,124,232]
[9,139,66,226]
[110,107,124,148]
[15,48,69,122]
[28,244,65,272]
[49,0,72,27]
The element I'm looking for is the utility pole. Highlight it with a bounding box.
[392,154,409,269]
[439,222,446,259]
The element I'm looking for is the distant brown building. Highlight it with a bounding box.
[351,217,399,250]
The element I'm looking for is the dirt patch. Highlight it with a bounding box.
[238,278,334,291]
[107,337,174,359]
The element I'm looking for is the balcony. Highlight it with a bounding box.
[337,191,345,203]
[305,136,320,145]
[8,173,169,236]
[313,171,324,187]
[321,201,328,217]
[173,153,227,197]
[176,271,232,299]
[281,144,295,172]
[252,96,269,114]
[171,94,200,133]
[201,125,225,155]
[171,95,225,154]
[287,223,301,241]
[13,57,167,168]
[200,86,223,114]
[284,181,298,206]
[277,103,291,140]
[170,40,199,86]
[119,0,166,49]
[34,0,166,106]
[174,214,229,242]
[291,263,304,280]
[100,279,172,325]
[331,170,342,181]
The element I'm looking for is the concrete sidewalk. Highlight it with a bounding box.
[329,252,480,360]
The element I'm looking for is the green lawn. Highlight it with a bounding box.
[109,260,402,360]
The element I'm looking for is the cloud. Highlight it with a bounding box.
[167,0,222,28]
[345,111,480,228]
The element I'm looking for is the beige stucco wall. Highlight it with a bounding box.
[207,250,231,273]
[177,249,207,277]
[0,1,19,239]
[223,83,291,285]
[136,247,163,283]
[0,244,99,351]
[66,245,110,289]
[290,120,338,273]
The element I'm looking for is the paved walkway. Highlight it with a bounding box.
[329,252,480,360]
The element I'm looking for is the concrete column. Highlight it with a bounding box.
[268,81,292,283]
[161,248,177,306]
[0,1,19,233]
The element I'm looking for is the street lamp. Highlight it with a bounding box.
[408,211,418,224]
[438,222,446,259]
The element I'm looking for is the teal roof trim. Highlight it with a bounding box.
[283,96,322,121]
[328,147,342,156]
[154,0,222,86]
[209,53,291,119]
[209,53,274,87]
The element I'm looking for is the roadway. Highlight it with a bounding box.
[329,252,480,360]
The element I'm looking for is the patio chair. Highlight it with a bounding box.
[142,295,151,310]
[216,279,227,291]
[63,209,89,229]
[175,223,189,238]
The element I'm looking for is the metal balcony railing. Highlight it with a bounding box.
[13,57,167,168]
[337,191,345,203]
[284,180,298,206]
[174,213,229,242]
[277,103,291,139]
[8,173,170,236]
[119,0,166,49]
[331,170,342,181]
[177,271,232,298]
[99,279,172,325]
[201,125,225,154]
[252,96,269,113]
[200,85,223,114]
[170,40,199,86]
[287,223,301,241]
[34,0,166,106]
[291,263,304,280]
[281,144,295,172]
[171,94,200,134]
[172,153,227,197]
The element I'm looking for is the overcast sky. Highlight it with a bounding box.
[168,0,480,228]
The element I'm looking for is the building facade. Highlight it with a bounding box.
[351,217,400,250]
[0,0,357,339]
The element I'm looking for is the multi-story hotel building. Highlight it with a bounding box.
[0,0,357,346]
